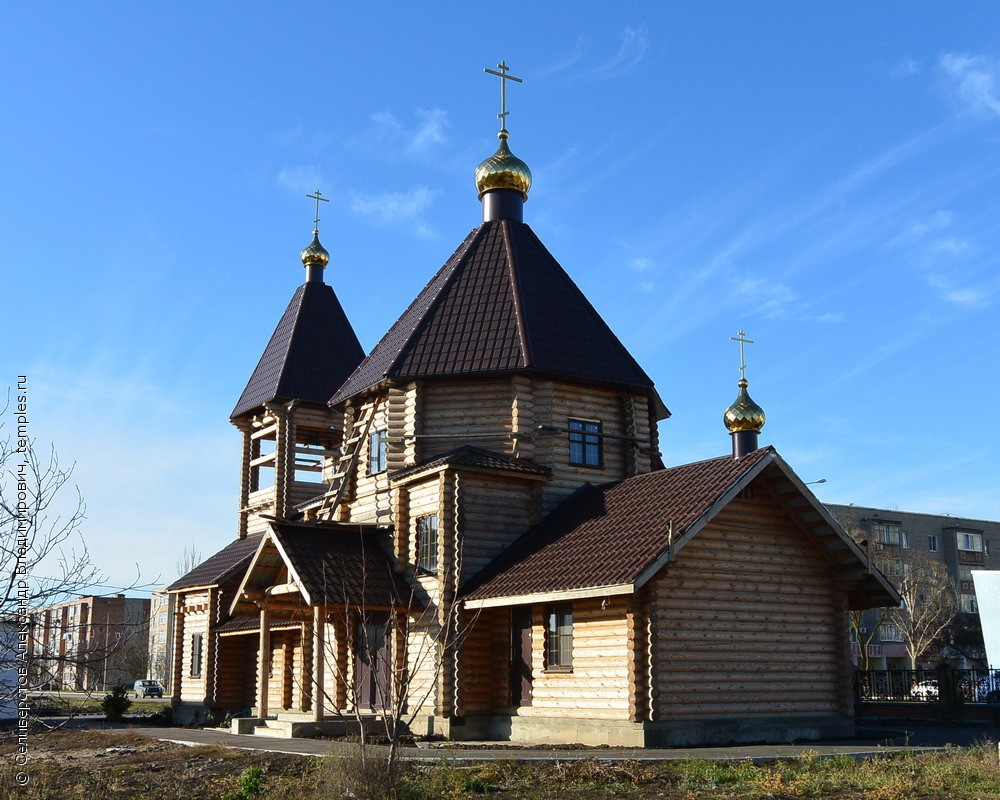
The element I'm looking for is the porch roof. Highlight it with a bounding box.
[230,521,413,615]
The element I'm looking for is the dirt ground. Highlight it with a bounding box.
[3,726,1000,799]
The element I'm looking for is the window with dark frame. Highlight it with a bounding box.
[545,603,573,670]
[190,633,203,677]
[369,429,388,474]
[568,419,602,467]
[416,514,439,573]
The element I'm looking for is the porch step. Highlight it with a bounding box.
[252,722,287,738]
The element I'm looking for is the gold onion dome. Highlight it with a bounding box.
[475,130,532,200]
[300,231,330,268]
[724,378,766,433]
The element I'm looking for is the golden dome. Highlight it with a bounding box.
[724,378,766,433]
[475,130,532,200]
[300,231,330,268]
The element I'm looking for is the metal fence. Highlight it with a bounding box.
[855,668,1000,703]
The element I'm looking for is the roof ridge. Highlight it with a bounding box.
[501,219,533,368]
[269,283,310,408]
[382,224,491,380]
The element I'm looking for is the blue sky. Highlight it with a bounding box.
[4,3,1000,594]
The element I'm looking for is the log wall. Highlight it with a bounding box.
[178,591,210,703]
[518,597,633,721]
[420,381,513,457]
[648,494,842,720]
[458,476,536,584]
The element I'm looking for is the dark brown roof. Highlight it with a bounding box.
[232,281,365,419]
[463,447,900,610]
[167,534,264,591]
[271,523,412,608]
[330,220,665,413]
[390,445,551,482]
[216,616,301,634]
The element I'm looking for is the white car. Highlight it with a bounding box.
[910,680,938,700]
[132,679,164,698]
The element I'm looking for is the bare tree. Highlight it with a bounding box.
[0,390,143,715]
[176,544,202,578]
[889,552,957,669]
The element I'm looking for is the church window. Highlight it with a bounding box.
[190,634,203,677]
[417,514,439,573]
[545,604,573,670]
[369,429,388,474]
[568,419,602,468]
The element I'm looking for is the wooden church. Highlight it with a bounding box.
[167,67,899,747]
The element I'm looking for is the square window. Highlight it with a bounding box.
[545,604,573,670]
[958,532,983,552]
[568,419,602,468]
[416,514,439,573]
[369,429,388,474]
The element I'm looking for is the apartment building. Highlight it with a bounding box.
[147,590,175,692]
[28,594,150,691]
[827,504,997,669]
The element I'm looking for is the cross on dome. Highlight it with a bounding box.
[484,60,523,133]
[729,329,754,381]
[306,188,330,234]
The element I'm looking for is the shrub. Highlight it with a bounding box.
[101,684,132,722]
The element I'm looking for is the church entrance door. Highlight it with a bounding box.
[510,606,532,707]
[355,613,391,711]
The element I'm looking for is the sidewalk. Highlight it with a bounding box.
[125,722,999,764]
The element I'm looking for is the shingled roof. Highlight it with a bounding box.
[232,281,365,419]
[463,447,900,610]
[390,445,551,483]
[167,533,264,591]
[230,522,412,614]
[330,220,666,415]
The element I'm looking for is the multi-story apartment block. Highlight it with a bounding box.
[827,504,998,669]
[147,590,175,692]
[27,594,150,691]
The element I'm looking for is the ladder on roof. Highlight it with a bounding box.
[316,397,382,519]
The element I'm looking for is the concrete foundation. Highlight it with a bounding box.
[451,713,855,748]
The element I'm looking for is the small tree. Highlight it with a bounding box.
[889,552,958,669]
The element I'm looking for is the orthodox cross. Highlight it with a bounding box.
[483,60,523,131]
[729,329,754,381]
[306,189,330,232]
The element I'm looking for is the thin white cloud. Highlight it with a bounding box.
[888,211,954,247]
[927,275,990,308]
[536,28,647,83]
[892,58,921,78]
[370,108,449,159]
[350,186,440,239]
[940,53,1000,117]
[535,37,587,78]
[584,26,648,81]
[277,165,324,193]
[628,257,653,273]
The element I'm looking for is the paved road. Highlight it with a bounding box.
[109,721,999,764]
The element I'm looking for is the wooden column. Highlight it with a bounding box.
[312,606,325,722]
[257,607,271,718]
[300,619,313,713]
[237,422,254,539]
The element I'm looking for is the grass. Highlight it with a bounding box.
[0,729,998,799]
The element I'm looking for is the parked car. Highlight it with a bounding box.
[910,679,939,700]
[132,679,163,698]
[972,675,1000,704]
